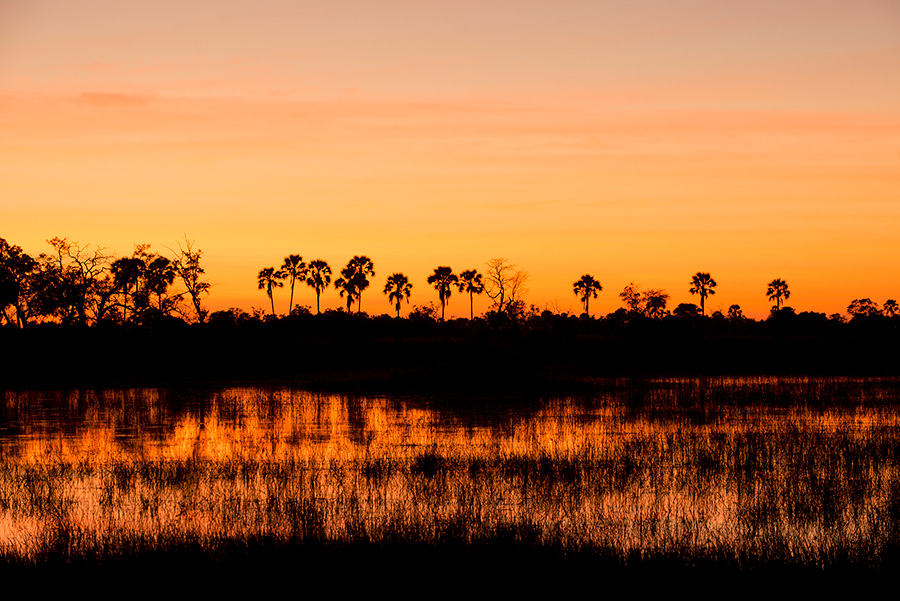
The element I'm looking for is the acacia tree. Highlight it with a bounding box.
[689,272,717,316]
[383,273,413,317]
[619,282,669,318]
[457,269,484,320]
[428,266,458,321]
[573,274,602,316]
[643,289,670,318]
[884,299,899,317]
[0,237,38,327]
[847,298,880,319]
[305,259,332,314]
[279,254,307,315]
[767,278,790,310]
[619,282,643,314]
[38,237,111,325]
[727,304,744,320]
[258,267,283,316]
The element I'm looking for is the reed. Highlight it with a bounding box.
[1,377,899,576]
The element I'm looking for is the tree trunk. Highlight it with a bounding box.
[289,280,295,316]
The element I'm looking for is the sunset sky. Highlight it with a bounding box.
[1,0,898,318]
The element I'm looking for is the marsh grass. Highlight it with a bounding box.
[1,378,900,578]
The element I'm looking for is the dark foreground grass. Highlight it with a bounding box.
[3,535,895,596]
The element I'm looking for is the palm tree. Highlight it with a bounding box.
[111,256,145,323]
[335,255,375,313]
[279,254,306,315]
[333,274,356,311]
[144,255,176,312]
[457,269,484,320]
[257,267,282,316]
[767,278,790,310]
[427,266,458,321]
[689,272,717,316]
[305,259,331,314]
[383,273,413,317]
[349,255,375,313]
[572,274,602,316]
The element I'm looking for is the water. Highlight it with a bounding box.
[2,378,899,566]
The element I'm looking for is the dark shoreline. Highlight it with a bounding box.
[2,315,898,391]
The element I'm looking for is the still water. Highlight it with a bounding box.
[2,377,899,563]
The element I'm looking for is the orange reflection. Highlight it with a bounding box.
[0,381,898,562]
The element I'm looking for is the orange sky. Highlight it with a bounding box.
[1,0,898,318]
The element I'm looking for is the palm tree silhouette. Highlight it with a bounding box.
[257,267,283,316]
[427,266,458,321]
[111,256,145,323]
[280,254,307,315]
[457,269,484,320]
[767,278,790,310]
[689,272,717,316]
[572,274,602,316]
[305,259,331,314]
[144,255,176,312]
[335,256,375,313]
[383,273,413,317]
[333,274,355,311]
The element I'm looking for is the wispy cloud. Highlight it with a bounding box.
[77,92,148,107]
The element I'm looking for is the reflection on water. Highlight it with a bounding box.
[2,378,899,564]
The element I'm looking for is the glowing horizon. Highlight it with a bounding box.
[2,0,898,319]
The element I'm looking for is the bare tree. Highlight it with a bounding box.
[42,238,112,325]
[484,258,528,315]
[170,237,211,323]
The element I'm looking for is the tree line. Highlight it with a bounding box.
[0,236,209,327]
[2,235,897,329]
[256,255,526,321]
